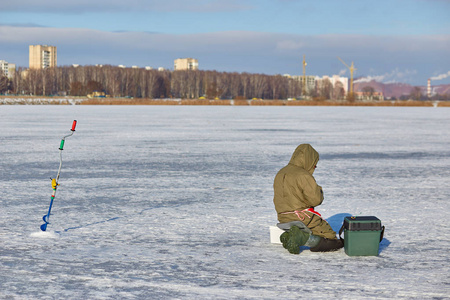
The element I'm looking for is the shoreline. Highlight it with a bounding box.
[1,96,449,107]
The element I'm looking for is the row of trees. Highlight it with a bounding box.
[2,65,448,101]
[405,86,450,101]
[1,65,347,100]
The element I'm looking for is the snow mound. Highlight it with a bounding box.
[30,231,59,239]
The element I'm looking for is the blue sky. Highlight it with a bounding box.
[1,0,449,85]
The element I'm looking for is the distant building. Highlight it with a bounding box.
[317,75,349,94]
[174,58,198,71]
[0,60,16,78]
[29,45,57,69]
[291,75,316,93]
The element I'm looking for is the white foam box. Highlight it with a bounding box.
[269,226,285,244]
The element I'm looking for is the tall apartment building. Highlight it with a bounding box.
[29,45,57,69]
[0,60,16,78]
[174,58,198,71]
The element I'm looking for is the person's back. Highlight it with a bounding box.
[273,144,324,224]
[273,144,343,253]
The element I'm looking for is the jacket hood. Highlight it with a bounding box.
[289,144,319,174]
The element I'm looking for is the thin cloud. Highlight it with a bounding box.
[0,22,47,28]
[276,40,305,51]
[2,26,447,55]
[0,0,253,13]
[1,25,449,84]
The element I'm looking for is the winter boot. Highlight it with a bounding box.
[280,232,290,249]
[310,238,344,252]
[281,226,310,254]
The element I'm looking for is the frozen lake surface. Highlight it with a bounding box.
[0,105,449,299]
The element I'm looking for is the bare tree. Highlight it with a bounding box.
[9,64,326,100]
[410,86,422,100]
[0,75,9,94]
[333,81,345,100]
[317,78,332,100]
[362,86,375,96]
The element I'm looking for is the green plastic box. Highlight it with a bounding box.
[340,216,384,256]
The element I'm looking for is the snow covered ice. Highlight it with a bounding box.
[0,105,449,299]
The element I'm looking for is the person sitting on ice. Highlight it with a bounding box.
[273,144,343,254]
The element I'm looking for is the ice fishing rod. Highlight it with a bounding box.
[40,120,77,231]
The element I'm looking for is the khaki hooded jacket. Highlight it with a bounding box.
[273,144,324,224]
